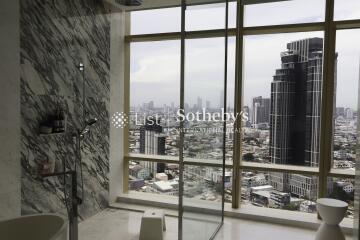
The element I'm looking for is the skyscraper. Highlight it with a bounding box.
[243,106,251,127]
[206,100,211,109]
[345,108,354,119]
[197,97,203,110]
[220,90,224,109]
[336,107,345,118]
[140,118,166,176]
[252,96,271,126]
[269,38,334,198]
[148,101,154,110]
[270,38,324,167]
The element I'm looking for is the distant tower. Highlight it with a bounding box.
[243,106,250,116]
[197,97,203,110]
[206,100,211,109]
[140,117,166,176]
[345,108,354,119]
[148,101,154,110]
[336,107,345,118]
[252,96,270,126]
[269,38,336,199]
[243,106,251,127]
[220,90,224,109]
[270,38,326,167]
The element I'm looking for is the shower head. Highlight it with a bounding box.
[86,118,98,126]
[80,118,98,136]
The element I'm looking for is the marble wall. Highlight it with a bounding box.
[20,0,110,220]
[0,0,21,221]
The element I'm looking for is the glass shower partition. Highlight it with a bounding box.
[178,0,230,239]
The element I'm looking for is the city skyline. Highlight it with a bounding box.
[131,98,358,112]
[126,1,359,218]
[129,35,356,200]
[130,3,360,110]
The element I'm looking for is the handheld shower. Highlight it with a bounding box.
[87,118,98,126]
[80,118,98,136]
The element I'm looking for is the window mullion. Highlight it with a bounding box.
[123,12,131,193]
[232,0,245,209]
[318,0,336,199]
[178,1,186,239]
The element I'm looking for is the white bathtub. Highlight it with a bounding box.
[0,214,68,240]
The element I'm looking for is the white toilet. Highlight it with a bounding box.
[315,198,348,240]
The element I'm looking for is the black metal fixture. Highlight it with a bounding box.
[115,0,142,6]
[41,117,97,240]
[41,64,98,240]
[42,171,79,240]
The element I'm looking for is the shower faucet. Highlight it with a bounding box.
[41,170,80,240]
[42,120,97,240]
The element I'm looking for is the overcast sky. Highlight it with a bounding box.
[130,0,360,110]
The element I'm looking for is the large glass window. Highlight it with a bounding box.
[184,37,236,161]
[332,29,360,173]
[334,0,360,21]
[183,166,232,203]
[130,40,180,157]
[241,171,318,213]
[131,8,181,35]
[244,0,325,27]
[126,1,358,228]
[327,177,355,219]
[130,2,237,35]
[185,2,237,31]
[242,32,324,168]
[129,160,179,196]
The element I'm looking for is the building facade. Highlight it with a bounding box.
[140,118,166,176]
[252,96,271,127]
[269,38,337,198]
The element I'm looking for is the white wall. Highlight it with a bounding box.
[0,0,21,220]
[109,11,126,203]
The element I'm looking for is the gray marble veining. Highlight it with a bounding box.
[20,0,110,220]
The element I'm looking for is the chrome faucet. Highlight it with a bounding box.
[42,170,79,240]
[41,118,97,240]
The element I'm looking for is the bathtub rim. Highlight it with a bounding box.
[0,213,68,240]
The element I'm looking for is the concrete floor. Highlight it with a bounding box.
[79,208,353,240]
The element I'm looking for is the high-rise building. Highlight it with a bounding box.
[270,38,325,167]
[197,97,203,110]
[243,106,251,127]
[148,101,154,110]
[269,38,336,196]
[252,96,270,126]
[220,90,224,109]
[336,107,345,118]
[345,108,354,119]
[140,118,166,176]
[206,100,211,109]
[289,174,317,200]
